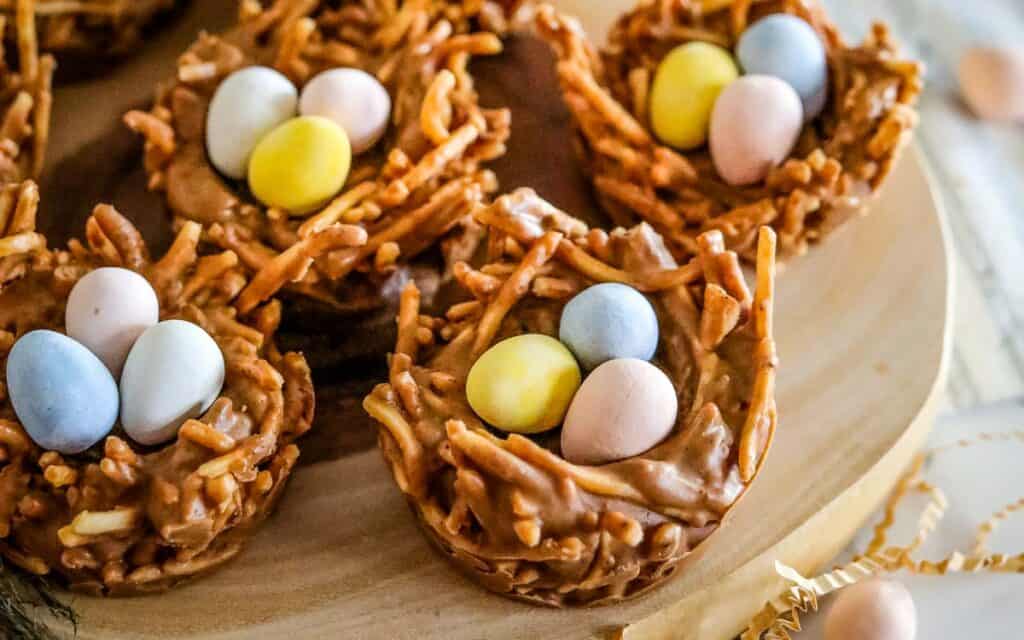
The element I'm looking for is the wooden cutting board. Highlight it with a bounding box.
[35,2,953,639]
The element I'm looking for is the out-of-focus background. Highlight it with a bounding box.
[822,0,1024,412]
[789,1,1024,637]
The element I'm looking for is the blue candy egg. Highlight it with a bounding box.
[6,330,118,454]
[737,14,829,119]
[558,283,659,371]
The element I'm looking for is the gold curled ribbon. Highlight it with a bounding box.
[742,429,1024,640]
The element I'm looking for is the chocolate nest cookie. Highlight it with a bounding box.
[0,181,315,595]
[0,0,53,185]
[534,0,923,261]
[365,188,777,606]
[125,0,513,318]
[2,0,181,57]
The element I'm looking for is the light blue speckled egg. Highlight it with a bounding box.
[558,283,659,371]
[737,14,829,119]
[6,330,118,454]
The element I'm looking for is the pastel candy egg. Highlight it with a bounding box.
[248,115,352,214]
[559,283,658,371]
[65,267,159,377]
[825,579,917,640]
[650,42,739,150]
[206,66,298,180]
[561,358,678,466]
[466,334,581,434]
[959,46,1024,122]
[737,14,829,119]
[710,75,803,186]
[299,68,392,154]
[120,320,225,446]
[6,330,118,454]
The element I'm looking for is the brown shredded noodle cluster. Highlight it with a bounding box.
[533,0,923,261]
[1,0,180,56]
[0,181,315,595]
[364,188,778,605]
[126,0,513,314]
[0,0,53,185]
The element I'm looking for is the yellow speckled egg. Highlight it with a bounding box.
[248,115,351,214]
[650,42,739,150]
[466,334,581,434]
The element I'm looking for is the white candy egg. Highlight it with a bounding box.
[120,320,225,446]
[65,267,159,377]
[299,68,391,154]
[206,66,298,179]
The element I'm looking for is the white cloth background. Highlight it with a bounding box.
[795,400,1024,638]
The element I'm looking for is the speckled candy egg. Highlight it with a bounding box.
[561,358,678,466]
[825,579,917,640]
[737,14,829,119]
[558,283,658,370]
[650,42,739,150]
[6,330,118,454]
[206,66,298,179]
[959,46,1024,122]
[466,334,581,434]
[248,115,352,214]
[710,75,803,186]
[299,68,392,154]
[120,320,225,446]
[65,267,159,377]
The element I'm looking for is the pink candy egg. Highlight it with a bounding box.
[959,46,1024,122]
[560,358,678,466]
[709,75,803,186]
[825,579,917,640]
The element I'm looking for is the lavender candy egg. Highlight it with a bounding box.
[710,75,803,186]
[825,579,917,640]
[561,358,678,466]
[558,283,659,371]
[6,330,118,454]
[737,14,829,119]
[66,267,159,377]
[299,68,392,154]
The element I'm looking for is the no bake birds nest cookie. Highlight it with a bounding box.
[365,189,778,606]
[2,0,181,56]
[126,0,513,314]
[0,183,314,594]
[534,0,923,261]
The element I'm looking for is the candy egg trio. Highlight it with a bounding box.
[206,64,392,213]
[466,282,679,465]
[5,268,225,454]
[650,13,829,185]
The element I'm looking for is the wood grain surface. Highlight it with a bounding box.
[31,1,955,638]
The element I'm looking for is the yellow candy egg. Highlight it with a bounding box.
[466,334,581,434]
[650,42,739,150]
[248,115,351,214]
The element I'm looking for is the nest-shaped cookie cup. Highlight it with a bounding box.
[126,0,513,317]
[0,181,315,595]
[535,0,922,261]
[365,188,777,606]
